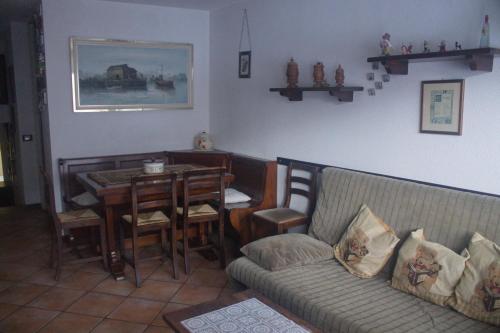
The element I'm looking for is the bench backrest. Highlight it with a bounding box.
[59,151,167,204]
[230,154,276,203]
[309,167,500,272]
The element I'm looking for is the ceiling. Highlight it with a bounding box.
[0,0,242,33]
[101,0,243,10]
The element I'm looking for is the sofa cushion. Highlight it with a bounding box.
[240,233,333,271]
[225,188,252,204]
[71,191,99,207]
[391,229,469,307]
[227,257,498,333]
[451,233,500,326]
[334,204,400,278]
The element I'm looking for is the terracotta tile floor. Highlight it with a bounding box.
[0,206,239,332]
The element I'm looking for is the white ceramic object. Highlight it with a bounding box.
[143,160,165,174]
[194,131,214,150]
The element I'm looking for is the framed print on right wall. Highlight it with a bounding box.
[420,79,464,135]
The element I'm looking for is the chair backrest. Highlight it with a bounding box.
[181,167,225,217]
[59,151,167,206]
[284,162,320,219]
[39,167,58,225]
[168,151,232,172]
[130,173,178,229]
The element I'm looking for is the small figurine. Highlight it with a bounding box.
[455,41,462,50]
[423,41,431,53]
[480,15,490,48]
[439,40,446,52]
[313,62,328,87]
[380,33,392,56]
[335,65,345,87]
[407,43,413,54]
[286,58,299,88]
[401,43,409,55]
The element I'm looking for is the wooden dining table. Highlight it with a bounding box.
[76,164,234,280]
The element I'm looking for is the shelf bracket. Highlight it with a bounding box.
[468,54,494,72]
[279,89,303,101]
[381,59,409,75]
[329,90,354,102]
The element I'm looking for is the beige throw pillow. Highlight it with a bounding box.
[450,233,500,326]
[241,233,334,271]
[391,229,469,306]
[334,204,400,278]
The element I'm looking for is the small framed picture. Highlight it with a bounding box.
[367,72,374,81]
[420,79,464,135]
[368,88,376,96]
[372,62,379,70]
[375,81,383,90]
[382,74,390,82]
[239,51,251,78]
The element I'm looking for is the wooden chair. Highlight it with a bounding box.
[251,162,319,239]
[178,167,226,274]
[119,173,178,287]
[41,168,108,281]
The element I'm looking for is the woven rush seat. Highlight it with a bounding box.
[57,209,100,223]
[176,204,217,217]
[253,207,307,224]
[122,211,170,226]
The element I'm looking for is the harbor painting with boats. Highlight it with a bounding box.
[71,38,193,111]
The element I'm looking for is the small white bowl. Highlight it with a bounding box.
[143,160,165,174]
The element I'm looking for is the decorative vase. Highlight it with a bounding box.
[286,58,299,88]
[194,131,214,151]
[313,62,328,87]
[335,65,345,87]
[480,15,490,48]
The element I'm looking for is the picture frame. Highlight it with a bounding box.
[70,37,193,112]
[420,79,464,135]
[239,51,251,78]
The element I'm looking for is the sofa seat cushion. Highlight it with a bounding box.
[240,234,333,271]
[253,208,307,224]
[227,257,498,333]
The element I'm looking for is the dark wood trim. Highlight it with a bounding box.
[270,86,364,102]
[277,156,500,199]
[367,47,500,74]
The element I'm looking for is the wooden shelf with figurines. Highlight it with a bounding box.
[270,59,364,102]
[368,18,499,75]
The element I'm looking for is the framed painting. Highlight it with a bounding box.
[238,51,251,78]
[70,37,193,112]
[420,79,464,135]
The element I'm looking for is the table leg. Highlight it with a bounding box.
[105,206,125,280]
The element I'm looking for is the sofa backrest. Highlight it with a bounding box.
[309,167,500,271]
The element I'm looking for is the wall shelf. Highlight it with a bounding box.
[269,86,364,102]
[367,47,500,75]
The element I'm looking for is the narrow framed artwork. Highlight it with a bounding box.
[420,79,464,135]
[239,51,251,78]
[70,37,193,112]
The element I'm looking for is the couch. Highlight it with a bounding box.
[226,166,500,332]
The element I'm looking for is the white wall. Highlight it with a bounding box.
[43,0,210,209]
[210,0,500,196]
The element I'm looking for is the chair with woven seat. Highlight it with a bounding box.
[251,162,319,240]
[119,173,178,287]
[41,168,108,281]
[178,167,226,274]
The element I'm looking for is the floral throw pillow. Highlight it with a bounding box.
[391,229,469,306]
[450,233,500,326]
[334,204,400,278]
